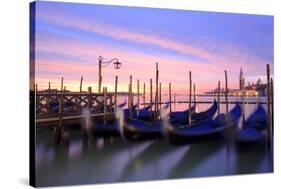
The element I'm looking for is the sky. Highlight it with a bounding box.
[33,1,274,94]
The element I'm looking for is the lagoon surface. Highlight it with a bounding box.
[35,96,273,187]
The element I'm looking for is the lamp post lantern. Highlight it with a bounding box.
[98,56,122,93]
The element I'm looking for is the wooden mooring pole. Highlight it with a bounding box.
[103,87,108,125]
[188,71,192,126]
[55,77,64,143]
[129,75,133,120]
[137,79,140,118]
[114,76,118,113]
[217,81,221,115]
[193,83,196,111]
[155,63,159,121]
[80,76,83,92]
[174,93,176,108]
[47,82,51,112]
[169,83,172,113]
[266,64,271,140]
[150,78,153,112]
[224,70,229,118]
[242,78,245,123]
[159,82,162,109]
[271,77,274,136]
[143,83,146,108]
[128,84,130,109]
[88,87,92,110]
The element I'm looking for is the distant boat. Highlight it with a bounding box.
[235,104,268,146]
[164,103,241,145]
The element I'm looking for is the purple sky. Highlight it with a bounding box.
[33,1,273,93]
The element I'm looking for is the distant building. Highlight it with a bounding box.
[205,69,267,97]
[239,67,243,90]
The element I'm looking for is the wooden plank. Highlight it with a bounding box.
[36,112,115,124]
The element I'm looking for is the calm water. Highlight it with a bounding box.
[35,96,273,187]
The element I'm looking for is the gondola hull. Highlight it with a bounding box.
[165,103,241,145]
[166,124,237,145]
[92,122,120,137]
[170,100,218,126]
[122,120,163,141]
[236,104,268,148]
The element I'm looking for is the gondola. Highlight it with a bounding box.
[236,104,268,146]
[137,104,169,121]
[170,100,218,126]
[120,119,163,141]
[164,103,242,145]
[100,101,128,113]
[92,105,151,137]
[169,106,195,124]
[119,102,219,141]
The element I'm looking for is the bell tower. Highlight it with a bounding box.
[239,68,243,90]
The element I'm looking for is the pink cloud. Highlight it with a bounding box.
[37,10,272,69]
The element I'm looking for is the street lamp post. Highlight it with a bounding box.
[98,56,122,93]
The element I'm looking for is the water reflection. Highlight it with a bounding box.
[168,140,225,178]
[35,96,273,187]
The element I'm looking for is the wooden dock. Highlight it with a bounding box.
[35,90,115,127]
